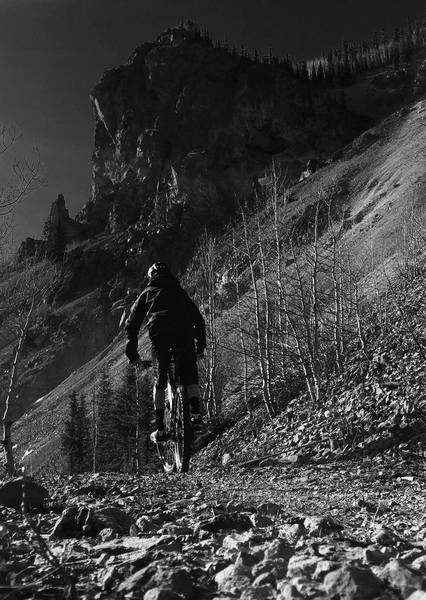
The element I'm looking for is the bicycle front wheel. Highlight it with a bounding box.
[174,388,191,473]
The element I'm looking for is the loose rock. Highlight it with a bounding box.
[323,565,385,599]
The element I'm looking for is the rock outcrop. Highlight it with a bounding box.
[44,194,87,259]
[82,22,367,253]
[16,237,46,262]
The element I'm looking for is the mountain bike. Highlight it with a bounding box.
[136,357,192,474]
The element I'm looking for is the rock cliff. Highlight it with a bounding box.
[82,23,367,253]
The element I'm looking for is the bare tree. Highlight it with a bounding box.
[239,200,275,419]
[231,233,251,416]
[269,162,289,378]
[192,232,222,421]
[0,126,43,234]
[0,259,59,474]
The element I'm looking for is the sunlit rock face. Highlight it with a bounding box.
[82,22,366,245]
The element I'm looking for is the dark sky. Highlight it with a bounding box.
[0,0,424,247]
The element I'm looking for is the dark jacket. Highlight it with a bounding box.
[125,273,206,348]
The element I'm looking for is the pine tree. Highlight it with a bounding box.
[96,369,115,471]
[75,395,91,472]
[108,365,153,473]
[109,365,138,472]
[62,391,78,473]
[61,391,90,473]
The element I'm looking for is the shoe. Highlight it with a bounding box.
[150,429,170,444]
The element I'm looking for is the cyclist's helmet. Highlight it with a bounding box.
[147,262,169,279]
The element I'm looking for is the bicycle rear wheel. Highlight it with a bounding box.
[174,388,191,473]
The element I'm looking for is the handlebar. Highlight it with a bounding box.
[130,353,204,370]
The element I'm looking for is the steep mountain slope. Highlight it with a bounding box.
[12,96,426,472]
[3,24,379,428]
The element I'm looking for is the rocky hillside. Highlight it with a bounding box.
[1,22,425,469]
[11,93,426,474]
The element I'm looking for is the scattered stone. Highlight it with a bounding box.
[264,538,293,562]
[250,513,274,528]
[75,483,107,497]
[91,536,160,557]
[380,559,425,598]
[323,565,385,599]
[400,548,425,563]
[119,566,193,597]
[372,526,400,546]
[84,506,133,536]
[51,505,133,538]
[196,513,252,533]
[240,584,276,599]
[161,525,193,536]
[252,559,288,580]
[50,506,80,538]
[313,559,339,579]
[222,531,251,551]
[0,478,48,510]
[144,589,183,600]
[278,583,304,599]
[257,502,282,517]
[252,571,276,587]
[136,515,154,532]
[304,515,343,537]
[98,528,115,542]
[280,453,310,465]
[411,555,426,571]
[287,554,321,578]
[278,524,304,545]
[215,563,251,594]
[363,545,391,565]
[235,550,258,569]
[222,453,233,466]
[117,564,156,595]
[99,566,117,591]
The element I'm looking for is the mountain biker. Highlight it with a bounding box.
[124,262,206,443]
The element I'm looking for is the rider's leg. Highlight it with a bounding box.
[176,340,203,428]
[186,384,201,414]
[151,342,171,439]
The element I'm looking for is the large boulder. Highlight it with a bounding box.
[0,477,48,510]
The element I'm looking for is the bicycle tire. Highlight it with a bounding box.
[174,388,191,473]
[156,400,175,474]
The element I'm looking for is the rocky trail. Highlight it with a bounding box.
[2,254,425,600]
[2,453,426,600]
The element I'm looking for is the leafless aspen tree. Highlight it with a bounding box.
[239,201,275,419]
[193,232,222,420]
[269,162,288,378]
[232,233,251,416]
[0,259,60,474]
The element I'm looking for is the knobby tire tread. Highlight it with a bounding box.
[176,389,191,473]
